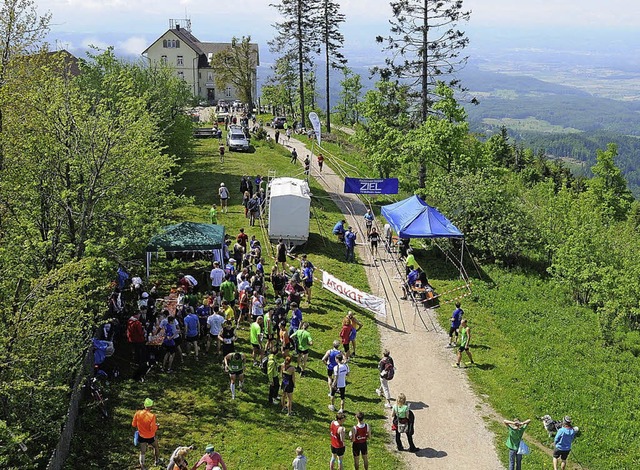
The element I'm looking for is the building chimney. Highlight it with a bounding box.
[176,24,180,30]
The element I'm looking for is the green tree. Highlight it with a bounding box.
[264,52,298,116]
[209,36,259,111]
[270,0,320,128]
[587,143,633,221]
[334,67,363,125]
[317,0,347,132]
[355,80,412,178]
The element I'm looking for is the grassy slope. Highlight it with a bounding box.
[67,134,400,469]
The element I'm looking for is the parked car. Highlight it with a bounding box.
[227,129,250,151]
[272,116,287,129]
[216,112,230,123]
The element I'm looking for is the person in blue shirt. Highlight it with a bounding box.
[449,302,464,346]
[344,227,357,263]
[289,302,303,337]
[363,209,375,236]
[333,220,346,242]
[184,308,201,360]
[401,268,421,299]
[553,416,576,470]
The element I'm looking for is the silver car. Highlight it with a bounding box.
[226,129,250,151]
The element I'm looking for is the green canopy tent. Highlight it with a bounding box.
[145,222,226,279]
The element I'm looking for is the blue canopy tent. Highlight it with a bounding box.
[381,195,469,282]
[380,195,463,239]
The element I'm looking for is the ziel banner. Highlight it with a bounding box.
[322,271,387,317]
[344,178,399,195]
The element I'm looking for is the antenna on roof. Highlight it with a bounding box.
[169,18,192,32]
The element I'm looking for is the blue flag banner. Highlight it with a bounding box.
[344,178,399,195]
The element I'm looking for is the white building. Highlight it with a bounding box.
[142,19,259,104]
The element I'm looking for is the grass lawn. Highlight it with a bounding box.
[67,133,401,469]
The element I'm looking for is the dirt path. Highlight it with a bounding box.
[270,130,504,469]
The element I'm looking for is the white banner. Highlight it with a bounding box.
[322,271,386,317]
[308,111,322,146]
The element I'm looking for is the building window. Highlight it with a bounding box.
[163,39,180,48]
[225,87,232,97]
[161,55,167,65]
[198,72,201,79]
[177,71,184,80]
[177,55,184,66]
[207,72,213,81]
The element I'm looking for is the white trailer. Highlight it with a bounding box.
[268,177,311,246]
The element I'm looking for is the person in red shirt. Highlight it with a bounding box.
[330,412,346,470]
[127,311,146,365]
[350,411,371,470]
[132,398,160,470]
[339,317,353,360]
[192,444,227,470]
[236,228,249,250]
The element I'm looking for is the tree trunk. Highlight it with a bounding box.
[418,0,429,188]
[297,1,306,128]
[325,11,331,133]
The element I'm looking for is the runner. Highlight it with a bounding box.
[290,322,313,376]
[206,306,225,354]
[329,354,350,413]
[317,153,324,172]
[301,261,314,304]
[448,302,464,347]
[339,316,353,360]
[454,318,475,368]
[223,351,246,399]
[281,356,297,416]
[368,227,380,259]
[280,321,293,358]
[329,412,347,470]
[322,340,342,395]
[266,347,281,405]
[131,398,160,470]
[350,411,372,470]
[218,320,236,357]
[250,316,264,366]
[347,311,363,357]
[363,209,374,236]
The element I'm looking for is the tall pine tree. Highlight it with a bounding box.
[270,0,320,128]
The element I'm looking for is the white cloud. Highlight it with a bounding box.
[117,36,149,56]
[80,36,110,51]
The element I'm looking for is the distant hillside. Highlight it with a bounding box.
[460,66,640,196]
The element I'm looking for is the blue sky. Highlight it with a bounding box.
[41,0,640,59]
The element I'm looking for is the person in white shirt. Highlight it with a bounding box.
[329,355,350,413]
[292,446,307,470]
[210,261,225,294]
[206,308,225,354]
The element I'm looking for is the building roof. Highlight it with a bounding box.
[143,27,260,67]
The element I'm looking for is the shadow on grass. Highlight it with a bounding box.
[474,363,496,371]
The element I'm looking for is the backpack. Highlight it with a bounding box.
[260,356,269,374]
[382,359,395,380]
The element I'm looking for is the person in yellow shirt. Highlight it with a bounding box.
[405,248,420,275]
[132,398,160,470]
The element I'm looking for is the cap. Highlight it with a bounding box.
[205,444,215,453]
[563,416,572,425]
[144,398,154,407]
[220,182,225,187]
[229,259,236,263]
[141,292,149,298]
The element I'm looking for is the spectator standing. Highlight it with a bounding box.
[248,194,260,227]
[127,311,146,366]
[250,316,264,366]
[132,398,160,470]
[329,354,350,413]
[504,418,531,470]
[449,302,464,347]
[267,348,280,405]
[218,183,229,213]
[277,238,288,271]
[290,147,298,164]
[301,261,314,304]
[350,411,371,470]
[376,350,395,408]
[184,309,200,360]
[210,261,225,295]
[275,129,280,144]
[292,447,307,470]
[553,417,577,470]
[344,227,357,263]
[317,153,324,172]
[329,412,347,470]
[392,393,418,452]
[192,444,227,470]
